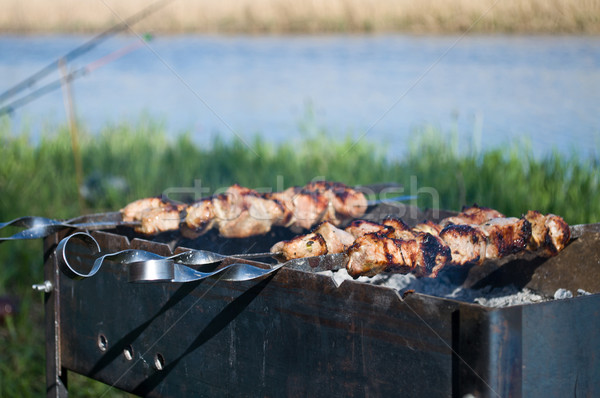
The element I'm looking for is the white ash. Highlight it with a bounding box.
[322,269,549,308]
[553,288,574,300]
[553,288,592,299]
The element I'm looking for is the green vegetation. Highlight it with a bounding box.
[0,119,598,396]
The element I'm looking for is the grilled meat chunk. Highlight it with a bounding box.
[413,220,443,236]
[346,232,451,278]
[382,216,411,231]
[440,204,505,227]
[478,217,532,259]
[121,197,166,222]
[346,232,405,277]
[345,217,414,240]
[271,232,329,260]
[182,198,216,238]
[137,205,183,235]
[403,233,452,277]
[382,216,416,240]
[270,221,354,260]
[524,210,571,256]
[185,184,290,238]
[121,197,184,234]
[303,181,368,224]
[545,214,571,254]
[439,224,487,265]
[266,187,300,227]
[524,210,547,251]
[314,221,356,254]
[345,220,389,238]
[268,182,368,231]
[213,185,279,238]
[289,187,331,231]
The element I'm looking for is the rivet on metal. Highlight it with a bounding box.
[32,280,53,292]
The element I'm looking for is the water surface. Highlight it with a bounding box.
[1,34,598,158]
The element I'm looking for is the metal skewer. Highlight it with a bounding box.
[367,194,416,206]
[57,232,283,283]
[56,232,344,285]
[0,193,417,243]
[0,216,140,242]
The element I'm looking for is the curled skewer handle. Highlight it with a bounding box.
[56,232,282,284]
[56,232,102,280]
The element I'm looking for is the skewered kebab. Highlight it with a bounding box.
[270,204,570,278]
[346,229,451,278]
[270,221,355,260]
[524,210,571,256]
[439,205,505,227]
[121,181,368,238]
[121,197,186,235]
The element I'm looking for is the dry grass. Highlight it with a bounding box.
[1,0,599,34]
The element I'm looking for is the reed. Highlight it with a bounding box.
[0,119,598,396]
[1,0,599,34]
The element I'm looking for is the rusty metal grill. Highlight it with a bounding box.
[43,204,600,397]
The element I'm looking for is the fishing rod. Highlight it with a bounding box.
[0,36,151,117]
[0,0,173,104]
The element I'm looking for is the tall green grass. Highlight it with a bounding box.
[0,119,598,396]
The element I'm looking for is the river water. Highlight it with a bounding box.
[1,34,599,158]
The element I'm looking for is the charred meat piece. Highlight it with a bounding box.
[414,220,443,235]
[478,217,532,259]
[439,224,487,265]
[440,204,505,227]
[403,233,452,277]
[346,232,406,277]
[345,219,389,238]
[213,185,280,238]
[288,187,331,231]
[246,191,287,228]
[524,210,571,256]
[382,216,416,240]
[413,220,443,236]
[182,198,216,238]
[524,210,546,251]
[271,221,354,260]
[302,181,368,224]
[266,186,300,227]
[266,182,367,230]
[545,214,571,254]
[346,232,451,278]
[382,216,411,231]
[345,217,414,240]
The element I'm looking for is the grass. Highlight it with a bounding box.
[1,0,599,34]
[0,119,598,396]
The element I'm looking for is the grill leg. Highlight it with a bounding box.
[45,236,68,397]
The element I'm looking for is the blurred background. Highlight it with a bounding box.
[0,0,599,396]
